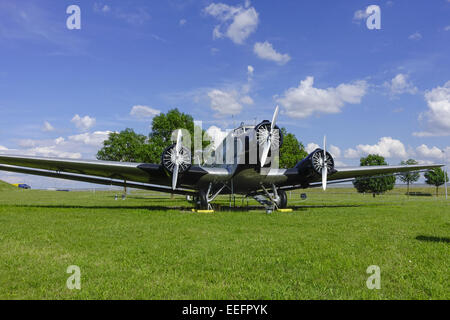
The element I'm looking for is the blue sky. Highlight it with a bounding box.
[0,0,449,188]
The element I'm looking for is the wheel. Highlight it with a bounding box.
[196,190,209,210]
[277,190,287,208]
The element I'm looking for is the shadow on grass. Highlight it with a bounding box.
[1,204,192,211]
[415,235,450,243]
[1,203,377,212]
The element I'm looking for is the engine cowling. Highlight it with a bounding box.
[161,143,191,174]
[295,148,335,182]
[254,120,283,150]
[254,120,283,166]
[310,149,334,175]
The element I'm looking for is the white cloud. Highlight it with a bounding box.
[205,126,228,149]
[130,105,161,119]
[240,95,254,105]
[416,144,446,159]
[334,160,349,167]
[0,145,9,151]
[344,148,360,159]
[94,3,150,25]
[94,3,111,13]
[353,9,369,22]
[276,76,367,119]
[445,25,450,31]
[416,159,435,165]
[384,73,418,95]
[344,137,408,159]
[204,2,259,44]
[18,139,36,148]
[179,19,187,26]
[1,130,114,161]
[413,81,450,137]
[253,41,291,65]
[42,121,55,132]
[247,65,254,77]
[207,65,255,116]
[68,131,112,147]
[306,143,340,158]
[55,137,65,145]
[71,114,96,131]
[408,32,422,40]
[23,146,81,159]
[207,89,243,116]
[329,145,341,158]
[305,143,319,154]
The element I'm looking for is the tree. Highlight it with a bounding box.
[424,168,448,196]
[97,109,210,165]
[397,159,420,195]
[278,128,308,168]
[353,154,396,197]
[149,108,210,163]
[97,128,148,162]
[150,108,195,144]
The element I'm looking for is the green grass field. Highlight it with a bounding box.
[0,185,448,299]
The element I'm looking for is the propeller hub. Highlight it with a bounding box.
[162,144,191,173]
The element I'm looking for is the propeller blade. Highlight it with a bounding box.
[322,135,327,191]
[322,164,327,191]
[175,129,182,154]
[260,140,271,167]
[172,164,179,190]
[270,105,280,131]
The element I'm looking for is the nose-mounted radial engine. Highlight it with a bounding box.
[161,129,191,190]
[255,105,283,167]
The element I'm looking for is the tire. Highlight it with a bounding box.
[197,190,209,210]
[277,190,287,208]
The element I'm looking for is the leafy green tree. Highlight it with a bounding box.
[424,168,448,196]
[150,108,195,144]
[353,154,396,197]
[278,128,308,168]
[149,108,210,162]
[397,159,421,195]
[97,109,210,164]
[97,128,148,162]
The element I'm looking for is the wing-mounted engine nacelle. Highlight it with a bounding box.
[295,148,335,180]
[161,143,191,174]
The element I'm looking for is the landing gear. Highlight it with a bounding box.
[253,184,288,212]
[194,183,227,210]
[196,189,209,210]
[277,190,287,209]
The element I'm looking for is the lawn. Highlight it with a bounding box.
[0,186,448,299]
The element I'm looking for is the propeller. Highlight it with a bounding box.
[260,105,280,167]
[172,129,183,190]
[322,135,327,191]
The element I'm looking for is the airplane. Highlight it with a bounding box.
[0,106,443,211]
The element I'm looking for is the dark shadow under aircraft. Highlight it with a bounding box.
[0,107,443,210]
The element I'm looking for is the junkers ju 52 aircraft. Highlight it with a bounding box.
[0,107,443,211]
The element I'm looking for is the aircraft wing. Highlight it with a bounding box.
[328,164,444,182]
[0,154,230,194]
[278,163,444,191]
